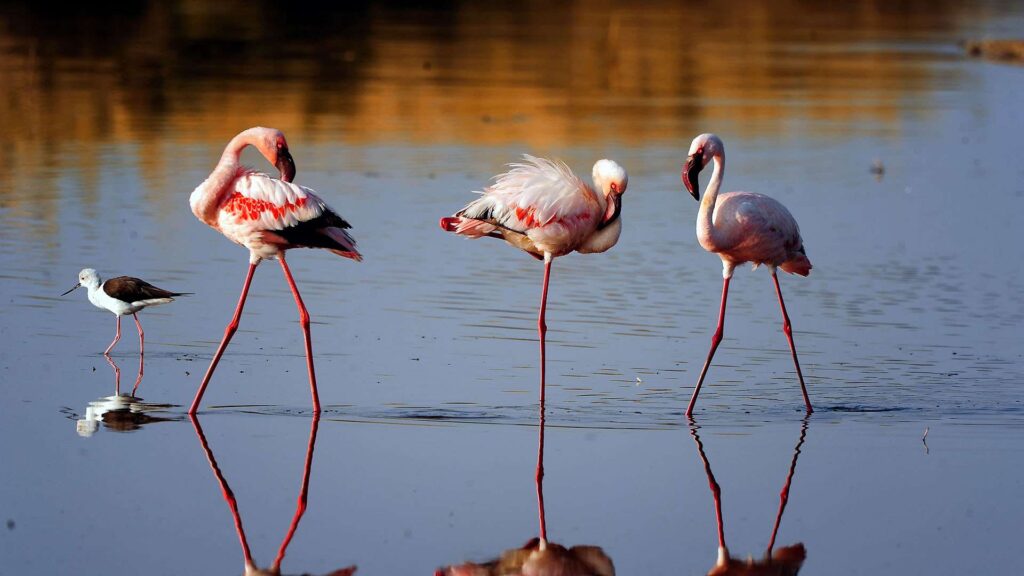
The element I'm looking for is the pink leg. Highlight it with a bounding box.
[535,255,552,546]
[535,401,548,546]
[279,257,320,414]
[105,353,122,395]
[132,349,145,396]
[689,424,726,550]
[132,313,145,355]
[271,415,321,572]
[190,262,258,415]
[538,254,552,406]
[190,414,255,569]
[687,277,731,417]
[104,316,122,355]
[771,273,813,414]
[766,417,809,554]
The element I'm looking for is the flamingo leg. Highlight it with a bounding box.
[534,254,553,549]
[538,253,552,406]
[271,415,320,572]
[766,416,809,555]
[689,423,726,552]
[535,398,547,547]
[189,262,258,415]
[104,316,122,355]
[190,414,255,569]
[687,277,730,417]
[771,272,813,414]
[279,256,320,414]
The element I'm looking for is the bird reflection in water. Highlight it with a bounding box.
[688,418,811,576]
[76,353,176,437]
[436,405,614,576]
[190,414,356,576]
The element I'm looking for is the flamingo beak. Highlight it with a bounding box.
[683,154,702,200]
[601,192,622,228]
[61,282,81,296]
[276,148,296,183]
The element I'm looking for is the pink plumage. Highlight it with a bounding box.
[440,155,629,405]
[190,132,360,264]
[696,190,811,277]
[682,133,813,416]
[188,127,361,415]
[440,155,627,259]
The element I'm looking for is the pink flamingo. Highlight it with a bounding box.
[188,127,362,415]
[440,155,628,403]
[435,406,615,576]
[191,414,356,576]
[682,134,812,416]
[689,418,809,576]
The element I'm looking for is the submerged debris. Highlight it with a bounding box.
[870,159,885,181]
[963,39,1024,63]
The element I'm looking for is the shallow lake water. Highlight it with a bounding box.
[1,1,1023,574]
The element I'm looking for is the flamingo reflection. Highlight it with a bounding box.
[76,354,176,436]
[190,415,355,576]
[688,418,811,576]
[436,405,614,576]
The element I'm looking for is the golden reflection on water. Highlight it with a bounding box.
[0,0,998,148]
[0,0,1013,230]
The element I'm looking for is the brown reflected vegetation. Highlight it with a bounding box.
[0,0,1005,211]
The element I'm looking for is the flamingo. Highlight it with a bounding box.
[435,404,615,576]
[61,268,188,355]
[439,155,628,403]
[682,133,812,416]
[191,414,356,576]
[188,127,362,415]
[689,417,810,576]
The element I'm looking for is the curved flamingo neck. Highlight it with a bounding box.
[696,153,726,252]
[220,129,260,167]
[191,131,261,226]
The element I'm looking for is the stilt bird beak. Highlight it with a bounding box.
[61,282,81,296]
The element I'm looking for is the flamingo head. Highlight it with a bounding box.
[593,159,628,197]
[593,159,628,226]
[62,268,100,296]
[683,133,724,200]
[248,127,296,182]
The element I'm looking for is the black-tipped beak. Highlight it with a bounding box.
[598,193,622,230]
[683,154,702,200]
[61,282,81,296]
[276,148,296,183]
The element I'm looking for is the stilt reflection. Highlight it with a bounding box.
[190,415,355,576]
[688,417,811,576]
[436,402,614,576]
[75,353,176,436]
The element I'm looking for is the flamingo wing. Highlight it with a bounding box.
[219,170,360,259]
[456,155,598,234]
[716,192,807,270]
[218,170,329,229]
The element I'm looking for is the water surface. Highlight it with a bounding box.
[1,1,1023,574]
